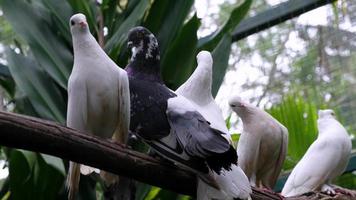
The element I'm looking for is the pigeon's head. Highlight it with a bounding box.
[127,26,160,63]
[70,13,89,34]
[318,109,336,119]
[196,51,213,66]
[228,95,249,115]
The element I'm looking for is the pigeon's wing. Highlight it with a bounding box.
[166,96,236,172]
[282,138,338,197]
[268,125,288,188]
[67,74,88,131]
[112,69,130,143]
[66,74,88,200]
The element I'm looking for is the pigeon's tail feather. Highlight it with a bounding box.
[100,171,120,186]
[197,178,227,200]
[215,164,252,199]
[67,162,81,200]
[80,165,100,175]
[196,165,251,200]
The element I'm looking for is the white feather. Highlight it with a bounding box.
[66,13,130,200]
[175,52,251,199]
[281,109,351,197]
[176,50,231,142]
[229,95,288,189]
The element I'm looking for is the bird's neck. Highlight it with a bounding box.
[178,64,213,104]
[236,108,256,123]
[72,32,102,59]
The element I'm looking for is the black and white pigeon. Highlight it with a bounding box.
[125,26,251,200]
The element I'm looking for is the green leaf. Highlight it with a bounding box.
[0,191,10,200]
[105,0,150,58]
[6,49,66,123]
[40,154,65,175]
[145,0,193,55]
[8,150,35,200]
[40,0,73,42]
[33,154,65,200]
[161,14,201,89]
[198,0,252,51]
[211,34,232,97]
[2,0,72,89]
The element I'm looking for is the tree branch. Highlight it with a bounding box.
[0,111,354,199]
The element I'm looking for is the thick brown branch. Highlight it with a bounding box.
[0,111,194,195]
[0,111,354,199]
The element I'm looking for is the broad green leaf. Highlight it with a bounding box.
[41,0,73,42]
[40,154,65,175]
[0,191,10,200]
[198,0,252,51]
[161,14,201,89]
[211,34,232,97]
[143,0,171,34]
[101,0,120,35]
[105,0,150,59]
[231,134,240,143]
[6,49,65,123]
[8,150,35,200]
[33,154,64,200]
[144,186,161,200]
[2,0,72,89]
[145,0,193,55]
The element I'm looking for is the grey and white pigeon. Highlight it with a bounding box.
[126,26,251,200]
[66,13,130,200]
[176,51,231,143]
[229,96,288,189]
[282,109,352,197]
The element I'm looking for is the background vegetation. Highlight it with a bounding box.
[0,0,354,199]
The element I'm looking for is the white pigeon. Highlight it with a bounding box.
[229,96,288,189]
[282,109,351,197]
[176,51,250,199]
[66,13,130,200]
[176,51,231,142]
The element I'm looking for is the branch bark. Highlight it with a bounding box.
[0,111,354,199]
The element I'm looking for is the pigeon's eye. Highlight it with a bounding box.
[70,20,75,26]
[331,112,335,116]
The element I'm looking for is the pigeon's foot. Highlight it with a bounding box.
[257,187,285,200]
[321,184,336,196]
[334,187,356,197]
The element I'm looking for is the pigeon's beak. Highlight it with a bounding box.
[127,41,133,49]
[79,21,87,28]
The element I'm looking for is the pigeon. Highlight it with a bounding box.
[176,51,232,143]
[229,96,288,189]
[125,26,251,200]
[281,109,352,197]
[66,13,130,200]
